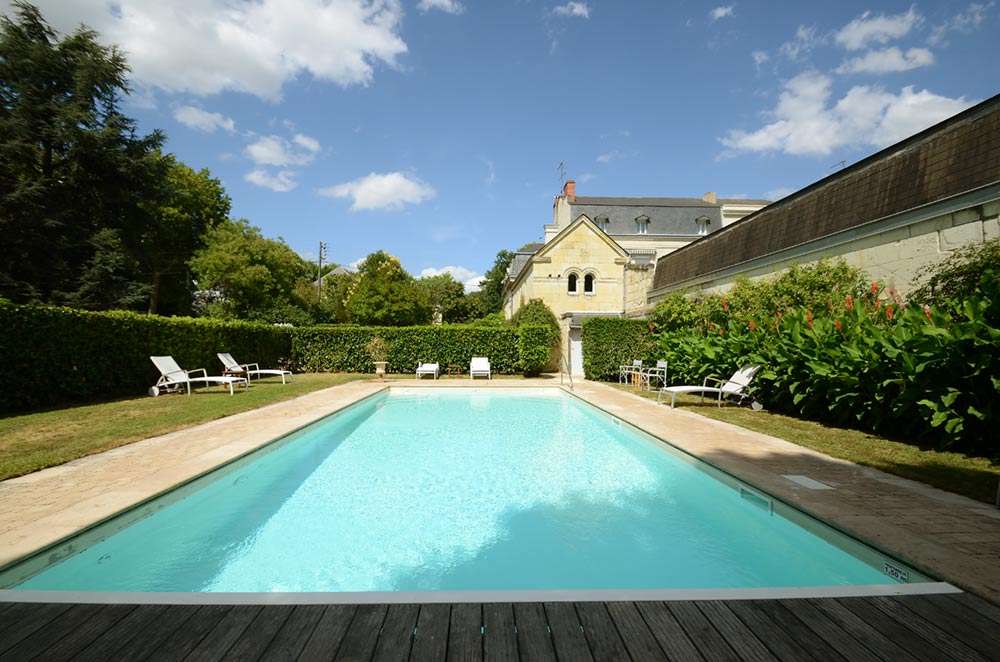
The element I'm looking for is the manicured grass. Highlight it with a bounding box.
[0,373,366,481]
[611,384,1000,504]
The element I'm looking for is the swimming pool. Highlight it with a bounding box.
[5,388,932,593]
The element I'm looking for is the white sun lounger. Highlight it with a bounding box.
[150,356,248,396]
[657,364,762,408]
[416,362,440,379]
[218,352,293,384]
[470,357,491,380]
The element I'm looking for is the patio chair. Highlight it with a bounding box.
[619,359,643,384]
[416,362,440,379]
[470,357,492,380]
[639,360,669,391]
[657,364,762,408]
[218,353,293,384]
[150,356,248,396]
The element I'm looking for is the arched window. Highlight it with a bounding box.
[568,273,578,294]
[584,273,595,294]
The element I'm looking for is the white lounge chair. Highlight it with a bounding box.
[218,352,293,384]
[657,365,762,408]
[150,356,248,396]
[416,362,440,379]
[470,357,491,380]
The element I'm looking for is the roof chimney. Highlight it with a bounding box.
[702,191,717,204]
[563,179,576,202]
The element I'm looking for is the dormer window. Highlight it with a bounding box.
[695,215,711,236]
[568,273,578,294]
[635,215,649,235]
[595,216,609,232]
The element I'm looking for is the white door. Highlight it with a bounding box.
[569,328,584,375]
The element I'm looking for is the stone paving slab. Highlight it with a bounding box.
[1,378,998,604]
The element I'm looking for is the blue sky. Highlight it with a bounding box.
[13,0,1000,289]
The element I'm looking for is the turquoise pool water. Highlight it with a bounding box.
[13,389,922,592]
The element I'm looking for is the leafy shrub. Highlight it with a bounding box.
[0,303,290,411]
[581,318,655,380]
[909,238,1000,323]
[509,299,559,337]
[517,325,553,376]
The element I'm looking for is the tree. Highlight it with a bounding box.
[346,251,431,326]
[316,270,356,323]
[478,249,514,315]
[417,272,472,323]
[0,3,165,304]
[189,218,313,321]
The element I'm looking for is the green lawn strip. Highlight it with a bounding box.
[610,384,1000,504]
[0,373,365,481]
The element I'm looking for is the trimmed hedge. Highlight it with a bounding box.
[290,324,549,375]
[581,318,656,380]
[0,303,290,411]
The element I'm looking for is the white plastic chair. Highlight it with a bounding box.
[416,362,440,379]
[150,356,248,396]
[218,353,293,384]
[470,357,491,380]
[657,365,762,408]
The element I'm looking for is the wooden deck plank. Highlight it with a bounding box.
[667,601,740,662]
[776,599,883,662]
[72,604,170,662]
[449,603,484,662]
[0,603,104,662]
[893,596,1000,661]
[747,600,848,662]
[634,601,705,662]
[808,598,922,662]
[371,603,419,662]
[574,602,629,662]
[93,604,200,662]
[483,603,516,662]
[36,604,136,662]
[945,592,1000,625]
[410,603,450,662]
[143,604,234,662]
[512,603,556,662]
[604,601,668,662]
[0,602,44,636]
[256,604,327,662]
[0,602,71,653]
[333,603,389,662]
[696,601,778,662]
[542,602,592,662]
[920,594,1000,646]
[177,606,261,662]
[724,601,824,662]
[865,596,991,662]
[297,604,358,662]
[833,597,972,662]
[218,606,290,662]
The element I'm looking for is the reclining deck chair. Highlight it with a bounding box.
[218,353,293,384]
[470,357,491,380]
[416,362,440,379]
[657,365,762,408]
[150,356,248,396]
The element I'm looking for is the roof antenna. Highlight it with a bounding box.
[557,161,566,186]
[830,160,846,170]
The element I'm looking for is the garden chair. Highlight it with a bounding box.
[150,356,248,396]
[218,353,293,384]
[640,360,669,391]
[416,362,440,379]
[619,359,643,384]
[470,357,492,380]
[657,365,762,408]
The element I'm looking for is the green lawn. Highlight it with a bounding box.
[611,384,1000,505]
[0,373,367,481]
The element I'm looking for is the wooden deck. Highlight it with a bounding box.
[2,593,999,661]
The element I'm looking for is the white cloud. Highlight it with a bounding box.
[420,266,483,292]
[752,50,769,70]
[577,173,596,183]
[765,186,796,200]
[173,105,235,133]
[836,47,934,74]
[929,2,995,45]
[834,6,923,51]
[596,151,619,163]
[245,135,319,167]
[245,169,297,192]
[25,0,408,100]
[720,71,974,156]
[553,2,590,18]
[709,5,734,21]
[318,172,436,211]
[416,0,465,14]
[483,159,496,185]
[779,25,822,60]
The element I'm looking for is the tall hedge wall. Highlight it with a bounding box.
[291,325,547,374]
[581,318,655,381]
[0,303,291,411]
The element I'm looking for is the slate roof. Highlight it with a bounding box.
[570,198,723,236]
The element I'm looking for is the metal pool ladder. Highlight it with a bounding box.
[560,347,574,390]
